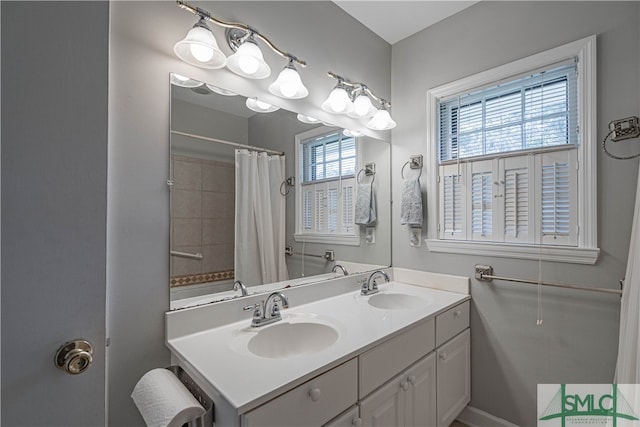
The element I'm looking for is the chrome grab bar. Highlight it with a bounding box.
[170,250,203,260]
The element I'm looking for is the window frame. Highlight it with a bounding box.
[294,126,361,246]
[425,35,599,264]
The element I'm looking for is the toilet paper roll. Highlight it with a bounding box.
[131,368,205,427]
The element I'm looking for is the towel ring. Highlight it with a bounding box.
[357,168,375,185]
[401,161,422,180]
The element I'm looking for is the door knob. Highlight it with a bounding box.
[54,339,93,375]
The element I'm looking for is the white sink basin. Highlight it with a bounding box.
[368,293,429,310]
[247,322,339,359]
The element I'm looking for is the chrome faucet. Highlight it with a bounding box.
[246,292,290,327]
[233,280,248,297]
[362,270,390,296]
[332,264,349,276]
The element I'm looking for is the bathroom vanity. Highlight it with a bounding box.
[166,270,470,427]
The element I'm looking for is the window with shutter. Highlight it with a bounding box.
[294,128,360,245]
[427,36,598,264]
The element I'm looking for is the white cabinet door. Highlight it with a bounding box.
[436,329,471,427]
[325,405,361,427]
[405,353,437,427]
[360,372,406,427]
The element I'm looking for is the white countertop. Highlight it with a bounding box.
[166,281,469,413]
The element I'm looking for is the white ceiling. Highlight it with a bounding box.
[333,1,479,45]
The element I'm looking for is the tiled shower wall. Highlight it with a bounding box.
[170,154,235,287]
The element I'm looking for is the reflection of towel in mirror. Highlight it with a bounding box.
[400,177,423,226]
[354,183,377,225]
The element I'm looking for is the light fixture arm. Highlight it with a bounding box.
[327,71,390,108]
[177,0,306,67]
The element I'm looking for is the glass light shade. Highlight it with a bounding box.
[297,114,320,124]
[343,129,363,137]
[174,22,227,69]
[348,94,376,118]
[246,97,279,113]
[269,66,308,99]
[367,108,397,130]
[321,87,354,114]
[226,41,271,79]
[170,74,203,88]
[205,84,238,96]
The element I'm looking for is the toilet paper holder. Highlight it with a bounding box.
[167,366,214,427]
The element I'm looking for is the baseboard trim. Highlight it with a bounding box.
[457,406,520,427]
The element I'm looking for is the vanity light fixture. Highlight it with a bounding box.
[269,59,308,99]
[324,71,395,130]
[297,114,321,124]
[173,18,227,69]
[343,129,363,137]
[226,31,271,79]
[175,1,307,96]
[367,104,396,130]
[321,80,354,114]
[170,73,204,88]
[246,97,280,113]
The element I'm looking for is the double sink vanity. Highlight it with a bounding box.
[166,268,471,427]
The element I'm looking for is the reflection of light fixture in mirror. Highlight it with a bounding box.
[297,114,320,124]
[348,89,377,119]
[173,18,227,69]
[205,84,237,96]
[226,31,271,79]
[343,129,363,137]
[367,104,397,130]
[170,73,203,88]
[269,59,308,99]
[246,97,279,113]
[321,82,354,114]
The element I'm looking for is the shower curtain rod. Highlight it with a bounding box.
[475,264,623,295]
[171,130,285,156]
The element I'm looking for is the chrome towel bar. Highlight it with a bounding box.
[170,250,203,260]
[475,264,622,295]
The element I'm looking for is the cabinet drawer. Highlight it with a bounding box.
[359,318,435,398]
[242,358,357,427]
[436,301,469,347]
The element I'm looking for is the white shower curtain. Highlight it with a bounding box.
[235,150,288,286]
[615,165,640,384]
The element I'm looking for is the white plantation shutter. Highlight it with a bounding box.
[539,150,577,246]
[303,189,313,231]
[327,187,339,233]
[342,184,354,233]
[469,160,495,240]
[315,189,325,232]
[440,164,465,239]
[502,156,534,243]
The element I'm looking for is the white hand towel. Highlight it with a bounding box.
[131,368,205,427]
[354,183,377,226]
[400,177,423,226]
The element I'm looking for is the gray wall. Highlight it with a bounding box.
[1,1,108,425]
[108,2,390,424]
[391,2,640,425]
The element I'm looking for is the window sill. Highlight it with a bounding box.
[425,239,599,265]
[294,233,360,246]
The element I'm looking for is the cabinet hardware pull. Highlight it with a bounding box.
[439,352,448,361]
[400,380,409,391]
[407,375,416,385]
[309,388,321,401]
[352,418,363,427]
[454,310,461,318]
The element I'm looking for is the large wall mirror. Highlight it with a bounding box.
[169,73,391,309]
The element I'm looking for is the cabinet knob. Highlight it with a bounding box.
[454,310,461,318]
[352,418,363,427]
[309,388,321,402]
[407,375,416,385]
[400,380,409,391]
[439,352,448,361]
